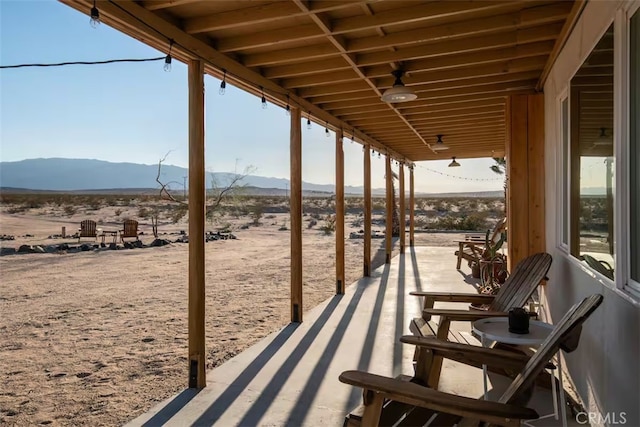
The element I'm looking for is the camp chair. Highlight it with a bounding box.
[409,252,552,388]
[455,217,507,269]
[339,294,603,427]
[78,220,97,242]
[120,219,139,243]
[581,254,614,280]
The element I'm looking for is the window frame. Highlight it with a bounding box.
[620,1,640,299]
[556,90,570,253]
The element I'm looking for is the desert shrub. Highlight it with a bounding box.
[137,207,149,218]
[170,204,188,223]
[431,213,487,231]
[351,217,363,227]
[7,206,27,214]
[320,215,336,235]
[115,208,123,216]
[64,205,76,216]
[279,221,288,231]
[308,218,318,229]
[250,203,263,226]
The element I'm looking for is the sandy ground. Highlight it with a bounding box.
[0,207,463,426]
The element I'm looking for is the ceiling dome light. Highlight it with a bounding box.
[448,157,460,167]
[432,134,449,151]
[381,70,417,103]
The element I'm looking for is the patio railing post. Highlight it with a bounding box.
[290,106,303,322]
[385,154,393,263]
[410,166,415,247]
[188,59,206,389]
[364,144,372,276]
[399,163,405,253]
[335,129,345,294]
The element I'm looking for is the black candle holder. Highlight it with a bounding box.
[508,307,530,334]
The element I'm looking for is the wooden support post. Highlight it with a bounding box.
[506,94,545,270]
[385,155,393,264]
[335,130,345,294]
[364,145,372,276]
[409,166,415,247]
[399,163,405,253]
[188,59,206,389]
[290,107,303,323]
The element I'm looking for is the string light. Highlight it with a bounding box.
[307,111,312,129]
[415,164,502,181]
[285,94,290,116]
[90,0,100,28]
[325,122,330,137]
[164,39,173,72]
[260,87,267,109]
[219,69,226,95]
[351,128,356,143]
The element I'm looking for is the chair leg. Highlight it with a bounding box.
[456,242,463,269]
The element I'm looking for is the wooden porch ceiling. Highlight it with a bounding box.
[60,0,583,162]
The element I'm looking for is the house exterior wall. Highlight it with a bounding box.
[544,1,640,426]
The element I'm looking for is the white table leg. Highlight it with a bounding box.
[482,335,488,400]
[551,364,558,419]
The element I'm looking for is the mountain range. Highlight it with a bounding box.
[0,158,504,197]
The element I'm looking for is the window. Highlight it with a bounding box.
[569,24,615,280]
[561,97,569,247]
[630,9,639,284]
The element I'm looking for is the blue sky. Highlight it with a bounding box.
[0,0,504,193]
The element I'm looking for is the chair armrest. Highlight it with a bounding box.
[339,370,538,424]
[399,336,539,370]
[410,292,495,312]
[422,308,511,322]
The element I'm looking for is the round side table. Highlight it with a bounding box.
[472,317,566,427]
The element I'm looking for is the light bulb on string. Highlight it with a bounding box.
[285,94,290,116]
[325,122,330,137]
[307,112,312,130]
[351,128,355,143]
[164,39,174,72]
[261,87,267,109]
[90,0,100,28]
[219,70,226,95]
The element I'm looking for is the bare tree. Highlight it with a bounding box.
[154,154,254,236]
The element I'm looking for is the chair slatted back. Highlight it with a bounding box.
[80,220,97,237]
[122,220,138,238]
[500,294,603,406]
[489,253,552,312]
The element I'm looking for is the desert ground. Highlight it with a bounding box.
[0,194,502,426]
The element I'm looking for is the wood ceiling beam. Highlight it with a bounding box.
[298,71,538,98]
[537,0,587,90]
[217,24,324,53]
[397,97,506,113]
[355,27,560,68]
[263,58,351,79]
[141,0,199,11]
[408,110,505,123]
[364,47,551,79]
[282,70,365,89]
[183,1,357,34]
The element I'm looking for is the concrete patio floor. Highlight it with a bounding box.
[127,245,577,427]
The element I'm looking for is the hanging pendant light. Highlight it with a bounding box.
[381,70,417,103]
[448,157,460,167]
[432,134,449,151]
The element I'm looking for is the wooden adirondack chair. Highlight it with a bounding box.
[120,219,139,242]
[455,217,507,269]
[409,252,552,388]
[78,220,97,242]
[339,294,603,427]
